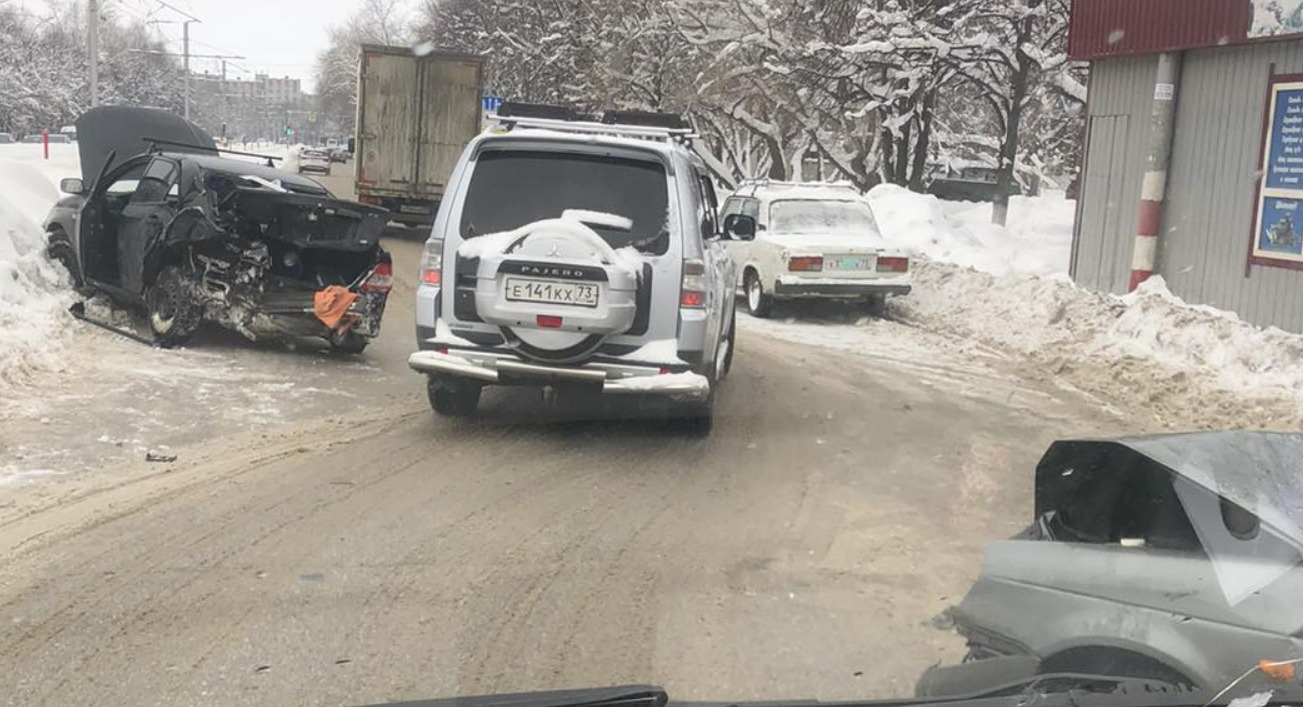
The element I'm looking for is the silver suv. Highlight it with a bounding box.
[408,107,751,433]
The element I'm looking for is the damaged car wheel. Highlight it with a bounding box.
[146,265,202,347]
[329,331,369,355]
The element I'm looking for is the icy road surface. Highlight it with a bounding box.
[0,196,1144,705]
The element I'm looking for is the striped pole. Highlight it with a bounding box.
[1129,52,1182,292]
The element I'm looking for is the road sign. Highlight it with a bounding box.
[308,112,317,124]
[482,96,503,113]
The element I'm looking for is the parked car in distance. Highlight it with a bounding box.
[722,180,911,317]
[918,431,1303,700]
[407,105,745,433]
[43,106,394,353]
[22,133,71,144]
[298,148,332,175]
[0,133,12,144]
[928,167,1024,202]
[329,147,349,163]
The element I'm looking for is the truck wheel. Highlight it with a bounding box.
[428,376,481,417]
[146,266,202,348]
[745,270,773,318]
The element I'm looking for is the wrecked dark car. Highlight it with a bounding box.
[918,432,1303,700]
[43,106,392,352]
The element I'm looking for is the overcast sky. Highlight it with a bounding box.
[16,0,410,92]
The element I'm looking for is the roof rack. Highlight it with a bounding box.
[492,114,698,144]
[492,102,698,144]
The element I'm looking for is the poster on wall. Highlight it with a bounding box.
[1251,78,1303,266]
[1251,0,1303,37]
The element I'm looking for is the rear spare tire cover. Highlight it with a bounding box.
[467,218,642,364]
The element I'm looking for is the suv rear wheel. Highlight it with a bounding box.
[428,376,481,417]
[745,270,773,318]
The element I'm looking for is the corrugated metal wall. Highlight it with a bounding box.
[1072,55,1157,294]
[1162,42,1303,331]
[1068,0,1247,61]
[1073,41,1303,332]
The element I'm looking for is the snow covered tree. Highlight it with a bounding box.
[408,0,1085,199]
[949,0,1083,224]
[0,2,182,136]
[314,0,412,134]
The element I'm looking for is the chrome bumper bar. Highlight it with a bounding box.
[408,350,710,401]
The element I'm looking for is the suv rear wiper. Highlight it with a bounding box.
[354,685,667,707]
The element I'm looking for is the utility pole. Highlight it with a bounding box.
[87,0,99,107]
[183,20,193,120]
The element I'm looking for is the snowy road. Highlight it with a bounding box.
[0,211,1147,706]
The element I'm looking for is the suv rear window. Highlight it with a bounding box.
[460,150,670,253]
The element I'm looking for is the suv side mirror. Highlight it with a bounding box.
[724,214,756,241]
[60,177,85,195]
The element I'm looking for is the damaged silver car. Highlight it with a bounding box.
[918,431,1303,700]
[43,106,393,352]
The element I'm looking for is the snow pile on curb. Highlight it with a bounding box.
[0,157,74,390]
[860,183,1303,428]
[893,261,1303,430]
[867,184,1073,277]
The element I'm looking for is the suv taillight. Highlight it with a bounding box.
[681,259,707,309]
[420,239,443,286]
[877,256,909,273]
[362,260,393,293]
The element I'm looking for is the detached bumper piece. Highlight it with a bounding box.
[408,350,710,402]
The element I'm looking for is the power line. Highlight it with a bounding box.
[145,0,198,22]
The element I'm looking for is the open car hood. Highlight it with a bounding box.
[76,106,215,184]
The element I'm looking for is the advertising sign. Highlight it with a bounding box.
[1251,78,1303,266]
[1250,0,1303,38]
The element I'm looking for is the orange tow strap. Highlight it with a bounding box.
[313,285,359,329]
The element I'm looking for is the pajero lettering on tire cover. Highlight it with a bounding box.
[465,218,641,364]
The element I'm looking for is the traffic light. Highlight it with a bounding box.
[284,125,293,136]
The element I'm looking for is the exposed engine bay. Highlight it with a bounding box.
[164,175,391,344]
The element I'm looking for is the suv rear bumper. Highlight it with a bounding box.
[773,275,912,299]
[408,349,710,401]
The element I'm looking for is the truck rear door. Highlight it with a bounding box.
[415,56,483,196]
[357,51,418,194]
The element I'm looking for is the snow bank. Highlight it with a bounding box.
[862,183,1303,428]
[0,151,75,390]
[893,261,1303,430]
[867,184,1074,277]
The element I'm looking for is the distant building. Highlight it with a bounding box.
[1069,0,1303,333]
[191,72,316,141]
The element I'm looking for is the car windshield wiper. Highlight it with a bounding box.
[351,679,1285,707]
[353,685,667,707]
